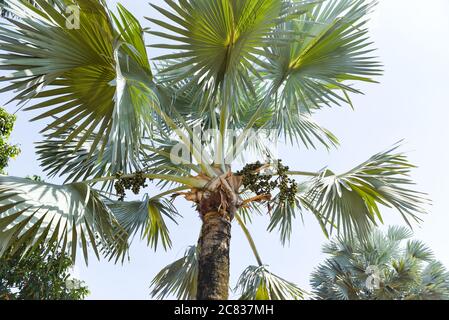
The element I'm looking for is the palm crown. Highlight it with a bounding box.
[311,226,449,300]
[0,0,428,300]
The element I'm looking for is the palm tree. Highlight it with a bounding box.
[310,226,449,300]
[0,0,428,300]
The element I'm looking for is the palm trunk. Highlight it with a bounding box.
[196,211,231,300]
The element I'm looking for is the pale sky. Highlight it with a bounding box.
[2,0,449,299]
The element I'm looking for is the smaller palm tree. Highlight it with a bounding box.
[311,226,449,300]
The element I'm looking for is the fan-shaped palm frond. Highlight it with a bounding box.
[0,0,158,177]
[150,245,198,300]
[267,194,302,246]
[108,195,179,251]
[311,226,449,300]
[235,265,305,300]
[406,240,433,262]
[265,0,381,113]
[148,0,300,92]
[234,91,340,149]
[303,145,428,239]
[0,176,128,263]
[265,145,427,244]
[410,262,449,300]
[36,127,113,184]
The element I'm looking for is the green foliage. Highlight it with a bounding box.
[311,226,449,300]
[235,265,305,300]
[108,195,180,251]
[266,145,428,244]
[0,107,20,173]
[150,245,198,300]
[0,245,89,300]
[0,0,432,300]
[0,176,129,263]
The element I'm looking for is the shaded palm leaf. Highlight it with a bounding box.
[0,0,158,176]
[0,176,128,264]
[411,262,449,300]
[233,88,339,149]
[265,0,382,113]
[108,195,179,251]
[149,0,290,90]
[311,226,449,300]
[304,145,428,238]
[267,194,302,246]
[36,126,113,184]
[236,265,305,300]
[150,245,198,300]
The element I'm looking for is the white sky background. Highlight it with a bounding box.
[2,0,449,299]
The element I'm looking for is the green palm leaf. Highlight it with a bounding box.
[149,0,285,89]
[304,145,428,238]
[36,126,114,184]
[0,176,128,264]
[0,0,158,177]
[108,195,179,251]
[236,265,305,300]
[311,226,449,300]
[267,145,427,243]
[150,245,198,300]
[267,194,302,246]
[265,0,382,113]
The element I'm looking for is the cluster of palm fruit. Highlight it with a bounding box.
[237,159,298,206]
[114,171,148,201]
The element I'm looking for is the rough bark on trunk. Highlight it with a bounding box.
[196,211,231,300]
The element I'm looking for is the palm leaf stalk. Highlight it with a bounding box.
[0,0,428,300]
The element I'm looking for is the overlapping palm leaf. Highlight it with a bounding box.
[259,0,382,146]
[235,265,305,300]
[267,145,428,243]
[0,0,159,177]
[303,145,428,238]
[150,245,198,300]
[265,0,382,111]
[149,0,289,90]
[107,195,180,251]
[149,0,320,137]
[311,226,449,300]
[0,176,128,263]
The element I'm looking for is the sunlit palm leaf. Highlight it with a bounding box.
[311,226,449,300]
[36,127,112,184]
[303,145,428,238]
[236,265,305,300]
[413,262,449,300]
[267,194,302,246]
[148,0,317,129]
[151,245,198,300]
[0,176,128,264]
[0,0,158,177]
[149,0,284,89]
[108,195,179,251]
[266,0,382,113]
